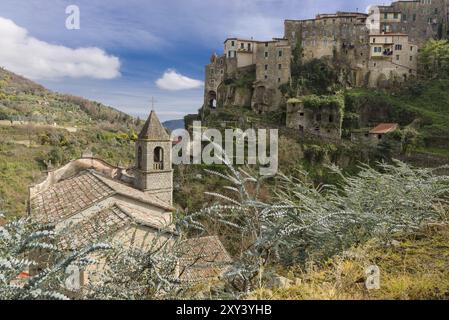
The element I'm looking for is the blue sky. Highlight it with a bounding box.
[0,0,388,121]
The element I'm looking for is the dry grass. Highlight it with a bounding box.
[248,223,449,300]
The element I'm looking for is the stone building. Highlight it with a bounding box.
[378,0,449,46]
[203,37,291,113]
[202,1,449,113]
[253,38,292,113]
[351,123,400,144]
[368,33,418,87]
[28,110,231,287]
[204,53,226,109]
[284,12,370,87]
[286,97,343,140]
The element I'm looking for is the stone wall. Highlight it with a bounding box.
[286,98,342,139]
[378,0,449,46]
[284,13,371,87]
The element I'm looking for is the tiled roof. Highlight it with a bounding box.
[138,110,170,141]
[30,170,174,226]
[369,123,399,134]
[30,171,115,224]
[91,172,174,211]
[178,236,232,283]
[60,204,132,250]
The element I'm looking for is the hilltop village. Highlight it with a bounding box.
[202,0,449,140]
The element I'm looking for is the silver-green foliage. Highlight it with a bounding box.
[0,215,110,300]
[187,146,449,292]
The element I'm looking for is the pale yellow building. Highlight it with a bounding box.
[368,33,418,87]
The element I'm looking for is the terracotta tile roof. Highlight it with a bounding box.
[369,123,399,134]
[91,172,174,211]
[138,110,170,141]
[178,236,232,283]
[59,204,132,250]
[30,171,115,224]
[30,169,174,226]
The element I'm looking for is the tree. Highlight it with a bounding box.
[419,39,449,79]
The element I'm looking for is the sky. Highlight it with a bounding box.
[0,0,389,121]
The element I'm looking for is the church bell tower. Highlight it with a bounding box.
[134,109,173,205]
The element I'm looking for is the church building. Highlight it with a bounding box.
[28,109,231,285]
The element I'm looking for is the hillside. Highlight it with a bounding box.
[0,68,134,125]
[0,68,141,217]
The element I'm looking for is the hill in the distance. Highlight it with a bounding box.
[163,119,185,132]
[0,67,134,126]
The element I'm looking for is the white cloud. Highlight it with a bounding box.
[0,17,121,80]
[156,69,203,91]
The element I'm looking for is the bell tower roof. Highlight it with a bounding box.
[138,110,170,141]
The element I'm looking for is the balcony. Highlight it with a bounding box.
[153,162,164,170]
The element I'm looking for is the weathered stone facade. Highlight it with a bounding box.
[203,37,291,113]
[134,110,173,205]
[368,33,418,87]
[286,97,343,140]
[203,1,449,113]
[378,0,449,46]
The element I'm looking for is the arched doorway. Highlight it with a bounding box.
[207,91,217,109]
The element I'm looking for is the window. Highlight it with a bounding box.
[395,44,402,50]
[394,13,398,19]
[410,46,413,51]
[264,75,268,80]
[372,38,376,43]
[403,14,407,21]
[329,115,334,123]
[265,52,268,58]
[410,56,413,61]
[153,147,164,170]
[228,51,231,58]
[396,55,400,61]
[413,14,416,21]
[137,146,143,169]
[265,42,269,47]
[231,41,235,46]
[299,112,304,116]
[278,64,282,70]
[248,43,251,51]
[265,64,268,70]
[241,43,244,49]
[278,50,283,57]
[278,78,281,83]
[435,8,438,14]
[384,13,388,19]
